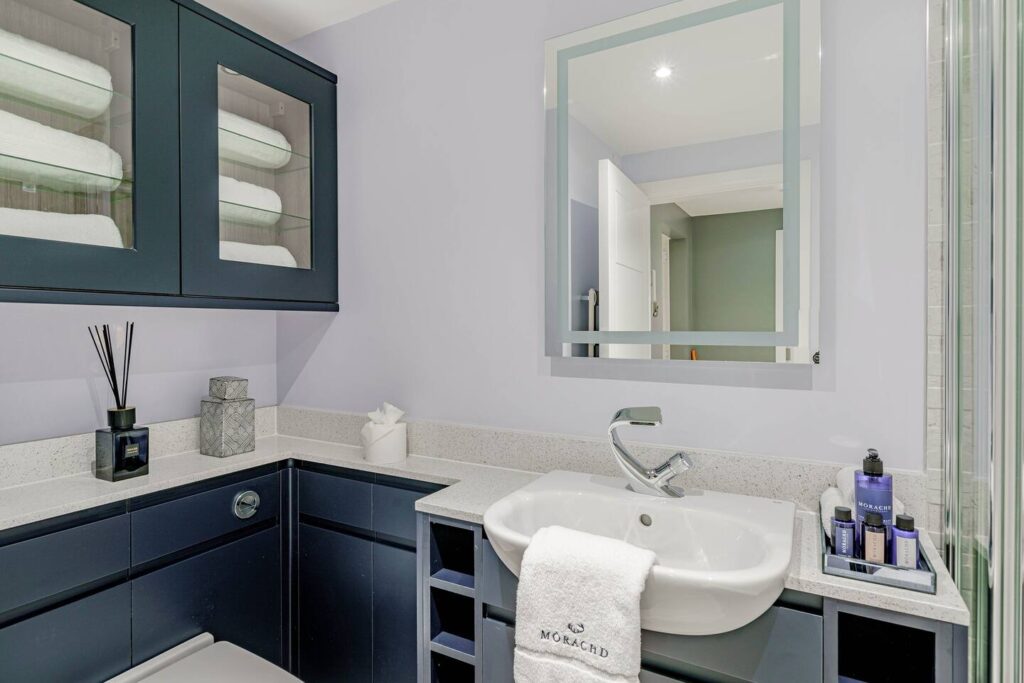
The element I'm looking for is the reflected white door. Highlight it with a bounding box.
[599,159,651,359]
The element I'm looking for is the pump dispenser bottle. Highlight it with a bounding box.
[854,448,894,544]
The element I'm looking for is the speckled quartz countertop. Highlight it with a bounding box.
[0,435,968,626]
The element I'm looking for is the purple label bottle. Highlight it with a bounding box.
[831,506,856,557]
[892,514,920,568]
[854,448,893,546]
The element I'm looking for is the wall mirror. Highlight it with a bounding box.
[546,0,820,364]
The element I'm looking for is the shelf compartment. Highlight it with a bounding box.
[429,588,475,664]
[430,651,475,683]
[0,151,129,193]
[218,200,309,232]
[429,521,475,596]
[0,91,132,135]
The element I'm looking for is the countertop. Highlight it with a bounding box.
[0,435,969,626]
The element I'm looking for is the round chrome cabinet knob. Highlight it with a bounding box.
[232,490,261,519]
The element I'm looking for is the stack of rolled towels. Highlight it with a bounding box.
[0,26,299,267]
[820,466,905,539]
[0,28,123,244]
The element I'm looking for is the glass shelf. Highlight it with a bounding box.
[218,127,310,175]
[0,151,130,193]
[0,90,132,133]
[0,51,130,117]
[218,200,309,231]
[0,176,132,202]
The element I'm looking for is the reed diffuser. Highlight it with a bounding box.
[89,322,148,481]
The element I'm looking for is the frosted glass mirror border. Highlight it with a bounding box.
[551,0,805,348]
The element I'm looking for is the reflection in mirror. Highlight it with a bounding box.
[549,0,819,363]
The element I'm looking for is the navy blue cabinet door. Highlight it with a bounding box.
[0,584,131,683]
[178,6,338,304]
[373,542,419,682]
[131,527,283,666]
[298,523,373,682]
[0,0,180,295]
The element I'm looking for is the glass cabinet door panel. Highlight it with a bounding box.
[0,0,133,248]
[179,6,337,304]
[217,68,311,269]
[0,0,180,295]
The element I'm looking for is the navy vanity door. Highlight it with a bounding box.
[373,542,419,682]
[131,526,283,666]
[0,583,131,683]
[297,523,373,682]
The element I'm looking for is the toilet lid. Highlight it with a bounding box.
[141,642,300,682]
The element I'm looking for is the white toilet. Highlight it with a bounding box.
[107,633,299,682]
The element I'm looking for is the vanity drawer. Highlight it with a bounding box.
[0,583,131,683]
[131,472,280,566]
[0,513,128,617]
[372,480,437,543]
[298,469,372,529]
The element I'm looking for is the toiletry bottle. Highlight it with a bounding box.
[892,514,920,569]
[854,448,894,545]
[862,511,887,563]
[831,506,856,557]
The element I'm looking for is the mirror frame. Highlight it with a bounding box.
[551,0,804,348]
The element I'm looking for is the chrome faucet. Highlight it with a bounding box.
[607,407,693,497]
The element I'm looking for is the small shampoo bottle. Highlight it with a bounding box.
[831,506,856,557]
[892,514,920,569]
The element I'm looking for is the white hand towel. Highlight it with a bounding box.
[0,206,123,248]
[836,466,905,517]
[0,27,114,118]
[514,526,655,683]
[0,109,122,192]
[219,240,297,268]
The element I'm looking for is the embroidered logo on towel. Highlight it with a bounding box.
[537,624,609,658]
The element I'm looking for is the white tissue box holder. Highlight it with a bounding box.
[362,423,407,464]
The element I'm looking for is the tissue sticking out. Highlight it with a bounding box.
[361,402,408,464]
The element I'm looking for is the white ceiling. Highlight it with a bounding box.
[198,0,399,44]
[640,165,783,216]
[564,1,820,156]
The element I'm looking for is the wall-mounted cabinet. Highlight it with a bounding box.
[0,0,338,311]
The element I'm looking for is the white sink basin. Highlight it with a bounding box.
[482,470,796,636]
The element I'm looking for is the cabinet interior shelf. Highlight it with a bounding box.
[429,568,475,597]
[0,176,132,202]
[218,200,309,231]
[429,633,476,664]
[0,91,132,131]
[0,51,130,106]
[0,152,131,191]
[218,128,310,175]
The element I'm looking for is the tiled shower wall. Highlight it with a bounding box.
[925,0,946,543]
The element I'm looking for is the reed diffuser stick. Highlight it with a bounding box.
[88,322,135,411]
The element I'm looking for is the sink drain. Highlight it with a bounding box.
[639,514,652,526]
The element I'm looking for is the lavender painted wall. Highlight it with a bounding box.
[282,0,928,470]
[0,304,277,445]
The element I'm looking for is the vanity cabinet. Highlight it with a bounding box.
[295,465,440,683]
[0,0,338,310]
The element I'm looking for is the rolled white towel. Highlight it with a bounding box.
[219,175,282,226]
[218,110,292,169]
[819,487,849,540]
[0,206,123,248]
[837,466,905,517]
[219,240,297,268]
[0,27,114,118]
[0,109,122,192]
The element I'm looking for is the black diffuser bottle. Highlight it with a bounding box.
[90,323,149,482]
